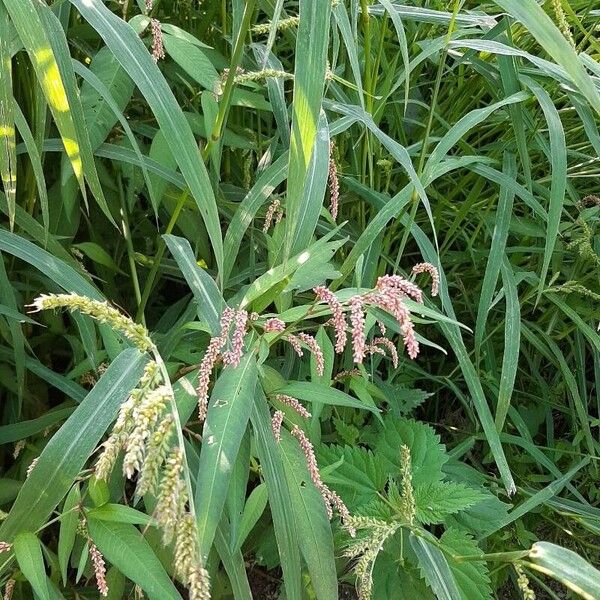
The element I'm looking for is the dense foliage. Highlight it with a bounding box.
[1,0,600,598]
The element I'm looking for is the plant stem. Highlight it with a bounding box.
[135,190,189,323]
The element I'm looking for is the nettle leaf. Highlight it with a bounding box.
[318,445,387,509]
[375,417,447,486]
[372,551,435,600]
[382,385,433,418]
[414,482,487,525]
[440,529,492,600]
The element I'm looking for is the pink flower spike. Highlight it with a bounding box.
[372,337,399,369]
[376,274,423,303]
[197,308,235,421]
[285,334,304,357]
[297,333,324,376]
[263,198,283,233]
[90,542,109,597]
[313,286,347,353]
[223,309,248,367]
[412,262,439,297]
[150,19,165,63]
[275,394,311,418]
[271,410,285,442]
[349,296,366,364]
[0,542,11,553]
[264,317,286,333]
[291,426,332,519]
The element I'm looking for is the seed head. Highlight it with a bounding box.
[349,296,366,364]
[271,410,285,442]
[29,293,154,352]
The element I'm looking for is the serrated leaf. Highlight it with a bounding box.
[414,482,487,525]
[318,445,386,509]
[440,529,492,600]
[376,417,447,486]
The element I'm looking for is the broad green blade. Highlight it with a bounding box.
[70,0,224,277]
[0,349,147,542]
[284,0,331,261]
[87,519,182,600]
[527,541,600,600]
[13,532,50,600]
[279,432,338,600]
[195,353,258,561]
[0,4,16,230]
[250,390,302,600]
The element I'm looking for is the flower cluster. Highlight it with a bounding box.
[263,197,284,233]
[286,333,324,376]
[313,264,439,365]
[251,15,300,36]
[0,541,11,553]
[3,579,15,600]
[89,542,108,597]
[151,19,165,62]
[197,307,249,421]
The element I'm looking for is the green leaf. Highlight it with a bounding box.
[410,533,461,600]
[163,234,225,336]
[440,529,492,600]
[0,349,147,542]
[195,353,258,561]
[87,504,152,526]
[162,31,219,90]
[233,483,268,552]
[375,417,447,486]
[284,0,331,261]
[87,519,182,600]
[13,532,50,600]
[70,0,224,276]
[318,445,386,509]
[414,482,487,525]
[493,0,600,114]
[0,4,16,230]
[250,389,302,600]
[528,542,600,600]
[277,381,380,414]
[279,432,338,600]
[58,484,81,586]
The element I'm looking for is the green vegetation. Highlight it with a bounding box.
[1,0,600,598]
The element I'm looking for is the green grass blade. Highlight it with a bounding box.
[0,4,16,230]
[284,0,331,261]
[475,153,516,353]
[527,542,600,600]
[70,0,224,276]
[410,533,461,600]
[279,432,338,600]
[495,260,520,432]
[195,353,258,561]
[493,0,600,114]
[222,152,288,286]
[250,390,302,600]
[0,349,147,542]
[87,519,182,600]
[522,77,566,301]
[163,234,225,337]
